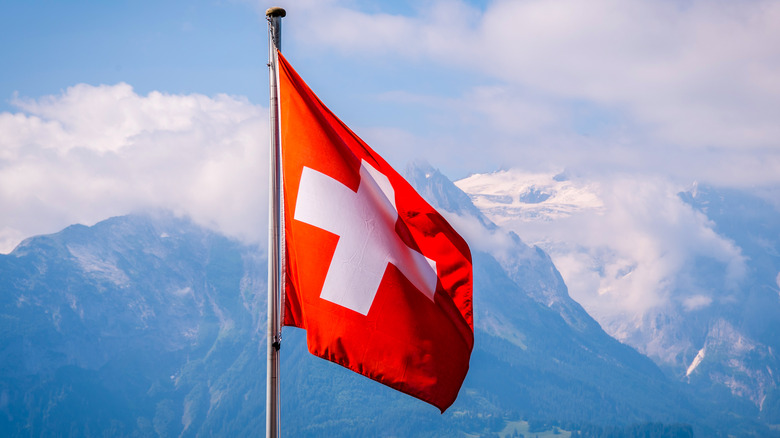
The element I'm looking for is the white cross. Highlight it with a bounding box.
[293,160,438,315]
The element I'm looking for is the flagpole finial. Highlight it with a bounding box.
[266,7,286,17]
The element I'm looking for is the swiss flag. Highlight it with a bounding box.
[278,50,473,412]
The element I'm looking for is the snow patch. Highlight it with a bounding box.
[172,286,192,297]
[686,347,706,376]
[66,293,84,319]
[67,245,129,287]
[776,272,780,295]
[455,169,604,225]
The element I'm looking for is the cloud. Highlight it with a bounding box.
[556,175,746,316]
[361,87,561,176]
[282,0,478,60]
[683,295,713,311]
[281,0,780,187]
[442,210,516,260]
[477,0,780,144]
[459,170,748,323]
[0,84,268,253]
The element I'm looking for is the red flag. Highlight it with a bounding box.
[278,50,473,412]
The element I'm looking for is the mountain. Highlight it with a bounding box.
[456,169,780,430]
[405,164,701,426]
[455,169,604,225]
[1,165,771,435]
[678,184,780,423]
[0,213,268,436]
[405,164,601,335]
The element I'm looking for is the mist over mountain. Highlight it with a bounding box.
[457,169,780,429]
[678,184,780,420]
[1,165,776,436]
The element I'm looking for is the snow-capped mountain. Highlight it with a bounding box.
[456,170,603,225]
[679,185,780,417]
[3,164,778,435]
[1,170,725,436]
[456,169,780,420]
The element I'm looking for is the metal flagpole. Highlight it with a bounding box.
[266,6,285,438]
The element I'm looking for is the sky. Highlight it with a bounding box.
[2,0,780,325]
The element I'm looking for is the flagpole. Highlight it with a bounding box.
[266,6,285,438]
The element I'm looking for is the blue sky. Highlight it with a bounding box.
[1,1,267,108]
[2,0,780,257]
[1,0,486,132]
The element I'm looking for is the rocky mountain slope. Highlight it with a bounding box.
[1,165,773,436]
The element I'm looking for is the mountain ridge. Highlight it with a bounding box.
[1,165,774,435]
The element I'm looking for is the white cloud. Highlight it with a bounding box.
[281,0,478,60]
[0,84,268,253]
[282,0,780,187]
[683,294,713,311]
[554,175,746,317]
[443,210,516,260]
[458,170,748,322]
